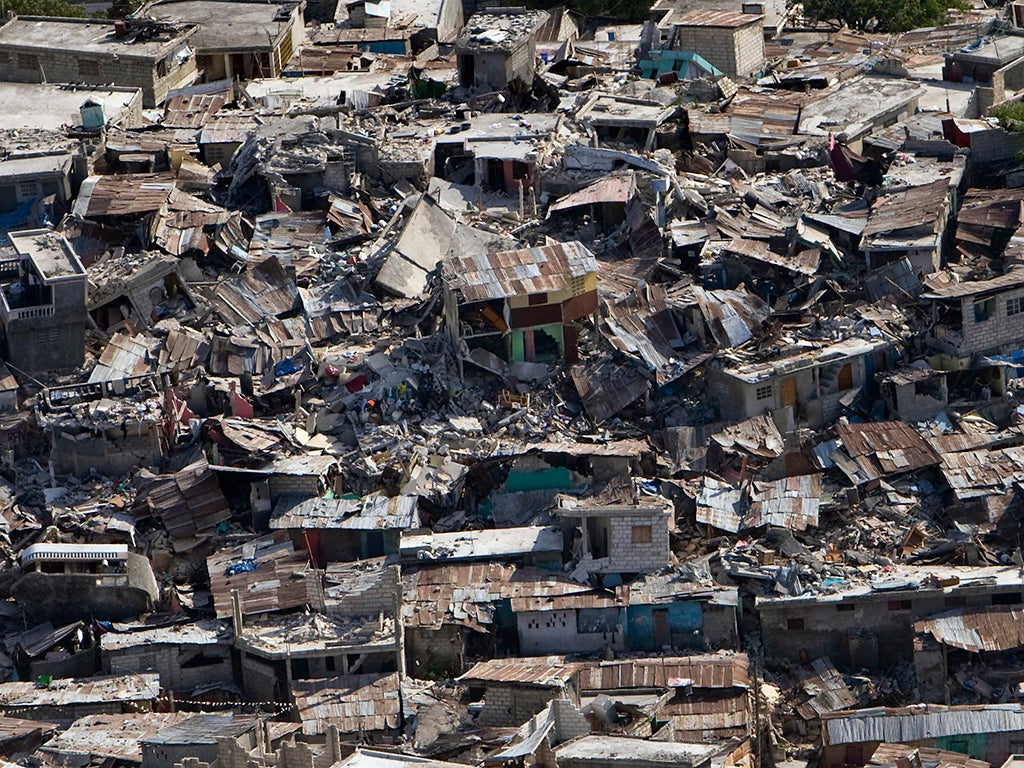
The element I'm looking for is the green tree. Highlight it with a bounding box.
[0,0,85,16]
[991,100,1024,132]
[799,0,967,32]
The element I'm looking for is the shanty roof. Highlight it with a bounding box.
[445,241,597,302]
[915,605,1024,652]
[292,673,401,735]
[940,446,1024,500]
[747,475,821,531]
[133,458,230,552]
[40,713,189,763]
[458,657,580,688]
[822,704,1024,746]
[823,421,942,485]
[206,535,323,618]
[73,174,176,218]
[921,269,1024,300]
[577,653,749,691]
[793,657,858,720]
[0,716,58,744]
[863,179,950,244]
[0,673,160,707]
[402,562,590,630]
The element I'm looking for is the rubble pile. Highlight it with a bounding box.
[6,2,1024,768]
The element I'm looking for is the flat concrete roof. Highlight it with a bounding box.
[0,83,140,131]
[143,0,297,52]
[554,736,717,766]
[0,16,192,59]
[9,230,86,282]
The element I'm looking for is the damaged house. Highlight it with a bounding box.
[442,240,598,366]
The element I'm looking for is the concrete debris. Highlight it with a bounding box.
[4,3,1024,768]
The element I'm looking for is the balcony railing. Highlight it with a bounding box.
[0,289,54,323]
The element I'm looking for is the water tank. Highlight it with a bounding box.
[80,99,105,129]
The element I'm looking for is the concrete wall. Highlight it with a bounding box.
[478,683,574,727]
[672,20,764,78]
[325,563,400,620]
[11,571,155,623]
[405,624,465,679]
[4,276,86,373]
[516,607,621,655]
[702,602,740,649]
[105,642,235,692]
[959,286,1024,354]
[51,424,164,476]
[436,0,464,42]
[626,601,703,652]
[758,584,1024,669]
[0,39,197,107]
[607,512,670,573]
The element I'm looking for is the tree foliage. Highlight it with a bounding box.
[0,0,85,16]
[799,0,967,32]
[93,0,146,19]
[991,100,1024,132]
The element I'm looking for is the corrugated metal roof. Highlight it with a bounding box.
[940,446,1024,499]
[73,174,176,218]
[794,657,857,720]
[696,476,743,533]
[133,458,231,552]
[916,605,1024,652]
[748,475,820,531]
[41,713,189,762]
[863,179,950,239]
[578,654,749,691]
[672,8,762,26]
[206,535,324,619]
[922,269,1024,300]
[0,716,57,742]
[832,421,941,479]
[0,674,159,708]
[571,361,650,424]
[459,658,580,688]
[823,704,1024,746]
[162,92,228,129]
[445,240,597,302]
[292,673,400,735]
